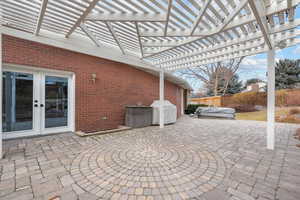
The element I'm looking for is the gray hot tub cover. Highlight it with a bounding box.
[195,107,236,119]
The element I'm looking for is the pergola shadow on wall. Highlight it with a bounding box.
[1,0,300,157]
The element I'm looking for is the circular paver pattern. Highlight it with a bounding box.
[70,132,226,199]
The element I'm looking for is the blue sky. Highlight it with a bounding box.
[238,45,300,82]
[178,6,300,91]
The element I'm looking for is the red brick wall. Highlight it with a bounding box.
[2,35,182,132]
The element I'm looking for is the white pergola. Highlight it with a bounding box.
[0,0,300,157]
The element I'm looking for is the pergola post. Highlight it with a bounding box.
[0,32,2,158]
[267,49,275,150]
[159,69,164,128]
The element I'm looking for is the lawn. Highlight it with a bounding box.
[236,107,300,123]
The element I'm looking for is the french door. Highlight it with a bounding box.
[2,66,75,139]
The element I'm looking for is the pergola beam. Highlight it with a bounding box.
[35,0,48,35]
[135,22,144,58]
[156,19,300,65]
[143,47,173,54]
[164,0,173,36]
[85,13,167,22]
[166,37,300,70]
[248,0,273,49]
[165,33,300,69]
[79,24,101,47]
[66,0,99,38]
[140,0,300,37]
[106,22,125,54]
[190,0,210,35]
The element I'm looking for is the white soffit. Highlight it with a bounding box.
[0,0,300,71]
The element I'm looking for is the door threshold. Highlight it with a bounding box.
[3,131,73,141]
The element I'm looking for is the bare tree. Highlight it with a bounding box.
[178,57,244,96]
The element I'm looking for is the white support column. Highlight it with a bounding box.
[159,69,164,128]
[181,89,184,115]
[0,32,2,158]
[267,49,275,150]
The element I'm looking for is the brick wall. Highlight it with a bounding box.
[2,35,183,132]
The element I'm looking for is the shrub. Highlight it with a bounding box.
[226,104,257,113]
[276,90,288,107]
[185,104,208,114]
[289,108,300,115]
[276,114,300,124]
[223,92,267,106]
[286,89,300,106]
[222,89,300,107]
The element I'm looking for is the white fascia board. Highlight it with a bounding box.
[85,13,167,22]
[0,26,157,71]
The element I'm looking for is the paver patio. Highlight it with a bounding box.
[0,117,299,200]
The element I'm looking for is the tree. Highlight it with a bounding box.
[275,59,300,89]
[177,57,244,96]
[225,74,244,94]
[207,74,243,96]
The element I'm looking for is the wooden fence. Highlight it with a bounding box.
[189,96,222,107]
[189,89,300,107]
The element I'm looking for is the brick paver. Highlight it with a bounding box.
[0,117,299,200]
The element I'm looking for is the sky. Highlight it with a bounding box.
[238,45,300,82]
[176,6,300,91]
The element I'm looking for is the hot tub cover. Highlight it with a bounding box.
[195,107,236,119]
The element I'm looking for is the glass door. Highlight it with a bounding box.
[41,75,69,131]
[2,67,74,139]
[40,73,73,134]
[2,70,41,138]
[2,71,34,132]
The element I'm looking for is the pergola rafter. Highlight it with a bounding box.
[34,0,48,35]
[2,0,294,64]
[190,0,211,35]
[65,0,99,38]
[155,19,300,68]
[105,22,125,55]
[248,0,273,49]
[79,23,102,47]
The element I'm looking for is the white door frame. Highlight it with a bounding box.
[2,63,75,139]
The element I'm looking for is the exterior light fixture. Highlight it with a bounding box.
[91,73,97,83]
